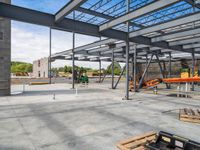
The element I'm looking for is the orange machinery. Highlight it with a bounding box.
[163,77,200,83]
[129,77,200,90]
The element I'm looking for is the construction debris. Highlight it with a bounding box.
[117,131,157,150]
[117,131,200,150]
[179,108,200,124]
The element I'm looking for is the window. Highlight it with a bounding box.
[38,60,40,67]
[38,71,41,77]
[0,32,3,41]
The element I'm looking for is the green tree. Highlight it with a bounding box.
[11,61,33,73]
[106,62,122,75]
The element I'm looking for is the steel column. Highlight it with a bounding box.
[99,60,102,83]
[138,54,154,88]
[111,48,114,89]
[72,11,75,89]
[133,45,137,92]
[125,41,130,99]
[191,50,195,91]
[114,65,126,89]
[125,0,130,100]
[49,28,52,84]
[146,54,148,80]
[132,54,134,80]
[168,52,172,89]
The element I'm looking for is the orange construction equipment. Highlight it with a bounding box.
[163,77,200,83]
[143,78,162,88]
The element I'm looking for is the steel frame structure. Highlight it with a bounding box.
[0,0,200,98]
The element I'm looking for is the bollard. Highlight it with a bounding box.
[53,93,55,100]
[76,88,78,95]
[23,84,25,93]
[153,86,158,95]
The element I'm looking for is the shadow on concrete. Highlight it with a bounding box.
[11,88,107,97]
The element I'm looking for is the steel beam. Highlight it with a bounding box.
[99,0,180,31]
[129,12,200,38]
[169,37,200,46]
[138,54,154,89]
[76,7,143,29]
[184,0,200,9]
[113,65,126,89]
[183,43,200,49]
[0,2,127,41]
[52,38,118,57]
[151,27,200,42]
[55,0,86,22]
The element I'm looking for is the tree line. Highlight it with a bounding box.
[11,61,123,75]
[11,61,33,73]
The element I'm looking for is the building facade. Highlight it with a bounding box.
[0,0,11,96]
[33,57,49,78]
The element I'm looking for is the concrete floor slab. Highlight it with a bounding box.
[0,83,199,150]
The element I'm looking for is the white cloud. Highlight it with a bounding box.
[11,22,122,69]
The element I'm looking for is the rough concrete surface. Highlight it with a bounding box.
[0,83,199,150]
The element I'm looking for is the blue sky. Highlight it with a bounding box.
[11,0,114,69]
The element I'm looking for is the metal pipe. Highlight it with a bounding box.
[114,65,126,89]
[49,28,52,84]
[138,54,154,88]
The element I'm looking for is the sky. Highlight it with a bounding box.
[11,0,117,69]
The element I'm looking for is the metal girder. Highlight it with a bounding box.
[129,11,200,38]
[0,2,127,40]
[113,65,126,89]
[52,38,118,57]
[183,43,200,49]
[55,0,87,22]
[129,36,193,54]
[184,0,200,9]
[0,2,195,57]
[138,53,154,89]
[169,37,200,46]
[99,0,180,31]
[151,27,200,42]
[76,7,144,28]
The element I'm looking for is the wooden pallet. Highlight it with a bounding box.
[117,132,157,150]
[179,108,200,124]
